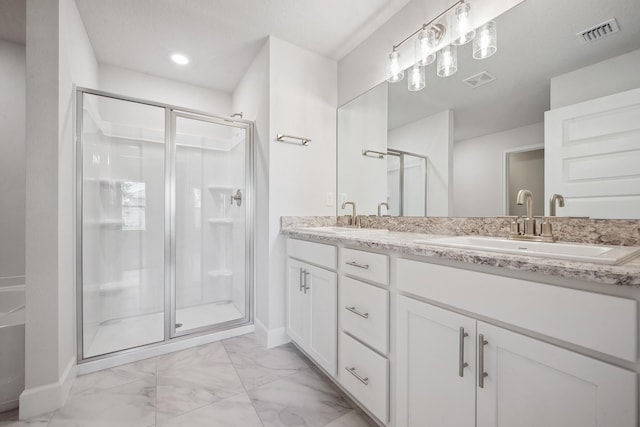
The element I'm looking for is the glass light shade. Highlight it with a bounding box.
[437,45,457,77]
[473,21,497,59]
[415,27,437,66]
[452,2,476,45]
[408,64,426,91]
[387,50,404,82]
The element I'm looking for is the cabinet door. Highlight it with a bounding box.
[286,259,307,346]
[305,263,338,376]
[396,296,476,427]
[477,322,637,427]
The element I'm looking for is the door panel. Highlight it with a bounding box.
[545,87,640,218]
[477,322,637,427]
[396,296,476,427]
[172,113,248,336]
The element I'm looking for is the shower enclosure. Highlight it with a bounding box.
[76,88,253,361]
[386,148,428,216]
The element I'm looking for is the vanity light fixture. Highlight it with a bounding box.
[408,64,426,91]
[387,48,405,82]
[437,45,458,77]
[386,0,498,92]
[171,53,190,65]
[473,21,497,59]
[452,1,476,45]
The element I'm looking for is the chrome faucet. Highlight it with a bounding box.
[377,202,389,216]
[509,189,555,242]
[341,201,359,227]
[516,189,535,235]
[549,194,565,216]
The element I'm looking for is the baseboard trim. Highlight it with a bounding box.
[0,399,18,413]
[255,318,290,349]
[19,356,76,420]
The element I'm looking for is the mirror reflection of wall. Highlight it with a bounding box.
[507,149,544,217]
[336,0,640,219]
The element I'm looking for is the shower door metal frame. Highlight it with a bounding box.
[168,110,254,339]
[75,87,255,363]
[386,148,428,216]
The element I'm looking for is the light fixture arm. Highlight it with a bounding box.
[392,0,464,50]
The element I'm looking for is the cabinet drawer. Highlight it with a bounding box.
[340,248,389,285]
[340,276,388,354]
[339,333,389,423]
[397,258,638,362]
[287,238,336,269]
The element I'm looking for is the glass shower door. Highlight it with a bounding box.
[172,113,249,336]
[79,93,166,358]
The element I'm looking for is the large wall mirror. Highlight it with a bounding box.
[337,0,640,219]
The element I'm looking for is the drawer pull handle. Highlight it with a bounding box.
[299,268,305,292]
[345,366,369,385]
[345,306,369,319]
[478,334,489,388]
[346,261,370,269]
[458,327,469,377]
[303,271,311,293]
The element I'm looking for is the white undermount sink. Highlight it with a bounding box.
[412,236,640,265]
[301,226,389,235]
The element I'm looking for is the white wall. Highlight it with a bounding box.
[551,49,640,109]
[388,110,453,216]
[22,0,98,418]
[99,64,232,114]
[453,122,543,217]
[337,0,525,106]
[268,37,337,340]
[337,83,388,215]
[232,40,270,341]
[0,40,25,287]
[232,37,337,346]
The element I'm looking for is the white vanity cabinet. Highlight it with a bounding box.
[337,247,391,423]
[286,239,338,376]
[396,258,638,427]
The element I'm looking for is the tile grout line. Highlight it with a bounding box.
[222,338,266,427]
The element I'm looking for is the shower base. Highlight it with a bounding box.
[85,301,243,358]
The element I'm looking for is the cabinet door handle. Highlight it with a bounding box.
[478,334,489,388]
[299,268,305,292]
[303,271,311,293]
[345,306,369,319]
[345,366,369,385]
[345,261,370,269]
[459,327,469,377]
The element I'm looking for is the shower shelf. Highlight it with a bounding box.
[208,270,233,279]
[207,185,234,191]
[208,218,233,225]
[84,219,125,228]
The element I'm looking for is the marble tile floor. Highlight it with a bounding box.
[0,334,377,427]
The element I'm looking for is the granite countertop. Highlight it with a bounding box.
[281,225,640,288]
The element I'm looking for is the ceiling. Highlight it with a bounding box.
[386,0,640,141]
[75,0,411,93]
[0,0,26,44]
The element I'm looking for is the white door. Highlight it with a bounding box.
[396,296,476,427]
[286,259,307,346]
[305,263,337,376]
[476,322,637,427]
[545,87,640,218]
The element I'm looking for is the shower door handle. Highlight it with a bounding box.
[230,189,242,206]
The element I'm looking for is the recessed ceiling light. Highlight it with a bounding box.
[171,53,189,65]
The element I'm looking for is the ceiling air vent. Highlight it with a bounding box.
[577,18,620,44]
[462,71,496,89]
